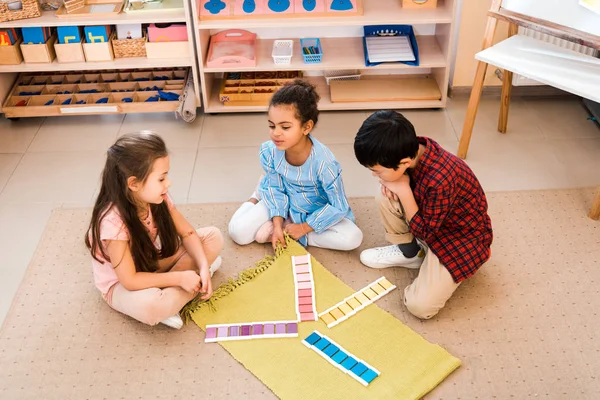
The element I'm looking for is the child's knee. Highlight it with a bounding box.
[403,292,439,320]
[228,219,255,246]
[342,225,363,251]
[135,289,172,326]
[200,226,224,252]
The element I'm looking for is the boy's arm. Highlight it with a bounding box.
[259,146,290,222]
[383,175,455,242]
[305,162,349,234]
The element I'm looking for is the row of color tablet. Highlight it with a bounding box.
[318,277,396,328]
[292,254,318,322]
[303,330,380,386]
[204,320,299,342]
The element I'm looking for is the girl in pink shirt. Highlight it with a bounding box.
[85,131,223,329]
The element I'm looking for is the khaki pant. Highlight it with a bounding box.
[378,195,460,319]
[104,227,223,326]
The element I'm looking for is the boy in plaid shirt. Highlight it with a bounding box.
[354,110,493,319]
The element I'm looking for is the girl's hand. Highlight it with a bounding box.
[178,270,202,294]
[198,266,213,300]
[271,226,286,250]
[284,223,309,240]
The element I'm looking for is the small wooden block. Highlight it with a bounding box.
[300,312,315,321]
[378,278,394,290]
[370,283,386,295]
[347,298,361,309]
[293,255,310,264]
[362,288,378,300]
[339,303,353,315]
[330,308,345,320]
[320,313,336,325]
[354,293,369,305]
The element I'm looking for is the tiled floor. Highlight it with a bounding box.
[0,96,599,325]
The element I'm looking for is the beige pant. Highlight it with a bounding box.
[105,226,224,326]
[378,195,460,319]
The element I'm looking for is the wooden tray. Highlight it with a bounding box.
[56,0,124,18]
[329,77,442,103]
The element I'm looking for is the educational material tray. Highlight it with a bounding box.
[207,29,257,68]
[362,25,420,67]
[2,68,188,118]
[219,70,302,106]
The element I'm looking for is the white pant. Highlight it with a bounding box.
[228,201,363,251]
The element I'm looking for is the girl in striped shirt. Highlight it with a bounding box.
[229,80,363,251]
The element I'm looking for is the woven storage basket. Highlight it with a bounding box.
[0,0,41,22]
[112,35,147,58]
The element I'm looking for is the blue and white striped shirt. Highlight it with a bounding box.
[258,136,355,245]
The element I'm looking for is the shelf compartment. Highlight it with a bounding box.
[0,9,186,29]
[205,75,445,112]
[197,0,454,29]
[203,36,445,72]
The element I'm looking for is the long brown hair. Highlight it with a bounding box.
[85,131,179,272]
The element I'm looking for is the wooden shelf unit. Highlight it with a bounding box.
[191,0,458,113]
[0,2,201,115]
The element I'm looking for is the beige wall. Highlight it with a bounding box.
[452,0,509,87]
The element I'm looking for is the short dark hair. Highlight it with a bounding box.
[269,79,320,126]
[354,110,419,169]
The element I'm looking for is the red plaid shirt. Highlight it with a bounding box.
[408,137,493,282]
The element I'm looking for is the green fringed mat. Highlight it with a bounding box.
[183,239,461,400]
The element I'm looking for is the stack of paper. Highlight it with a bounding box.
[365,35,416,63]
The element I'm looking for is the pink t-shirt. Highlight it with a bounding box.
[91,194,174,295]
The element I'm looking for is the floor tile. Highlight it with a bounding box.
[310,111,370,145]
[167,150,197,204]
[199,113,266,148]
[0,117,43,153]
[28,115,123,152]
[326,144,379,198]
[0,154,22,194]
[188,146,262,203]
[120,113,203,151]
[525,97,600,140]
[0,151,105,203]
[547,138,600,188]
[399,109,459,142]
[0,202,56,325]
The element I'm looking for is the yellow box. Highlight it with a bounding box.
[362,288,378,300]
[55,40,85,63]
[401,0,438,8]
[320,313,336,325]
[347,298,361,309]
[330,308,345,320]
[354,293,369,305]
[370,283,386,295]
[339,303,354,315]
[21,35,57,63]
[378,278,394,290]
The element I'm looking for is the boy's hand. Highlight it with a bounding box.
[380,174,411,197]
[198,265,213,300]
[271,226,286,250]
[284,223,310,240]
[381,184,398,201]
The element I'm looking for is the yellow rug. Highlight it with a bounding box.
[184,238,461,400]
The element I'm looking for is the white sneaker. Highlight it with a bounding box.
[160,314,183,329]
[209,256,222,277]
[360,244,425,269]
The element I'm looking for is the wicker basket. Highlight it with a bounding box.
[112,35,147,59]
[0,0,41,22]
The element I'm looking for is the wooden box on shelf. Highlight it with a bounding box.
[21,35,57,63]
[83,33,115,62]
[55,39,86,63]
[0,38,24,65]
[219,71,301,106]
[401,0,437,9]
[145,40,189,59]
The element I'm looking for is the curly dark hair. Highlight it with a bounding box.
[269,79,320,126]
